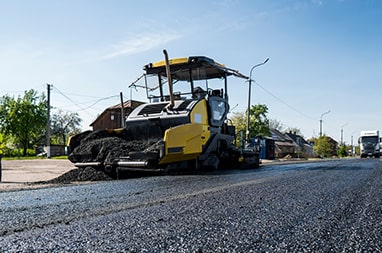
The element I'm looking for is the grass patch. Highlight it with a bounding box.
[1,156,68,161]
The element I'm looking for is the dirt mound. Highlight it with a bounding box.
[38,167,113,184]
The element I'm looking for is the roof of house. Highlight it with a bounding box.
[267,129,293,143]
[90,100,145,126]
[106,100,145,110]
[284,132,309,145]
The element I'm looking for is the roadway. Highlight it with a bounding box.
[0,158,381,252]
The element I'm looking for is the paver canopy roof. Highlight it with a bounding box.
[144,56,248,81]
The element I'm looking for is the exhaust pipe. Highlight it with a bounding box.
[163,49,174,110]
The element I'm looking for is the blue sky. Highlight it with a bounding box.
[1,0,381,144]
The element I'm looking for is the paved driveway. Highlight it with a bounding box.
[0,159,74,191]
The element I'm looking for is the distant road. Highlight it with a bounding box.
[0,159,381,252]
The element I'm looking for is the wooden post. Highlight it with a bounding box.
[120,92,125,128]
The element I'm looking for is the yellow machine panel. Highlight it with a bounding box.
[151,57,188,68]
[159,123,210,164]
[190,99,209,124]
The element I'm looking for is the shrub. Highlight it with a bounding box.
[337,145,348,158]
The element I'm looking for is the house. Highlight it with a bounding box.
[259,129,317,159]
[90,100,145,130]
[284,132,316,158]
[271,129,296,158]
[257,129,292,160]
[36,144,67,157]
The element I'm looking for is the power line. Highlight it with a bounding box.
[78,95,120,111]
[254,80,341,138]
[253,80,316,121]
[51,85,118,116]
[58,92,113,100]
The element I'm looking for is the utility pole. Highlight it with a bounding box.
[120,92,125,128]
[319,110,330,137]
[340,123,348,145]
[46,83,52,159]
[246,58,269,144]
[351,135,354,156]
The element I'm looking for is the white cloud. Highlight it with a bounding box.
[101,32,181,60]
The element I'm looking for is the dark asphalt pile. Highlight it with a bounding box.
[68,130,160,164]
[55,129,163,184]
[44,167,113,184]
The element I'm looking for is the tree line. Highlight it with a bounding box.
[230,104,350,158]
[0,89,82,157]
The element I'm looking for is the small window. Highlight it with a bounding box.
[211,100,226,121]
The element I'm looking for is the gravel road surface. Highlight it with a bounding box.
[0,158,381,252]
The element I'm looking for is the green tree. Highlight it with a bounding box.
[269,118,284,132]
[51,109,82,145]
[0,90,47,156]
[269,119,304,138]
[313,135,333,158]
[230,104,270,146]
[230,111,246,147]
[337,145,348,158]
[248,104,270,137]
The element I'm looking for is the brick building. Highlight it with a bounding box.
[90,100,145,130]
